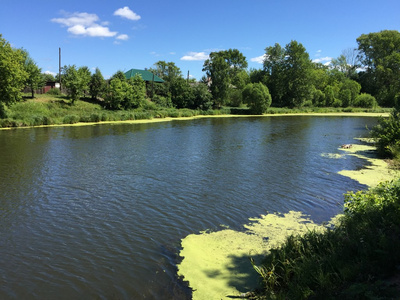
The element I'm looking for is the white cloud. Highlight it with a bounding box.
[44,70,57,76]
[116,34,129,40]
[52,12,99,27]
[114,6,141,21]
[312,56,333,65]
[86,25,117,37]
[67,24,117,37]
[67,24,87,35]
[250,54,267,64]
[181,52,209,61]
[52,11,118,38]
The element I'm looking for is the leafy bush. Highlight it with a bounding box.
[227,88,242,107]
[332,98,343,107]
[142,99,157,110]
[46,88,61,95]
[90,113,101,122]
[0,118,17,127]
[0,102,7,118]
[192,83,213,110]
[354,93,378,108]
[312,88,326,107]
[242,82,272,114]
[134,111,152,120]
[152,95,173,108]
[63,115,79,124]
[371,105,400,157]
[302,100,313,107]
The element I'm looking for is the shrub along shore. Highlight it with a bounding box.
[0,94,391,129]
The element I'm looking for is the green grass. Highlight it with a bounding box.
[252,179,400,299]
[0,94,393,128]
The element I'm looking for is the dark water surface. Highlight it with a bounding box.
[0,116,377,299]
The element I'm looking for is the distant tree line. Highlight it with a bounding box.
[1,30,400,116]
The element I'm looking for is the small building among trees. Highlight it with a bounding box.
[124,69,164,83]
[124,69,164,99]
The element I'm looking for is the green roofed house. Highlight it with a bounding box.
[124,69,164,83]
[124,69,164,99]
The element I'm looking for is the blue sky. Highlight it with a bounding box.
[1,0,399,80]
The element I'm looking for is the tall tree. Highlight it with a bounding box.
[89,68,105,100]
[331,48,359,79]
[0,34,28,106]
[127,74,146,109]
[151,61,182,82]
[62,65,91,104]
[203,54,230,107]
[78,66,91,97]
[62,65,80,103]
[263,43,286,106]
[169,77,194,108]
[22,50,43,98]
[264,41,313,107]
[357,30,400,106]
[284,41,313,107]
[149,61,182,100]
[42,72,55,82]
[203,49,248,107]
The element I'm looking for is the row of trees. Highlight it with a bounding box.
[1,30,399,115]
[59,62,214,110]
[202,30,400,111]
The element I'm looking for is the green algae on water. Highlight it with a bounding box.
[177,211,329,300]
[338,143,399,187]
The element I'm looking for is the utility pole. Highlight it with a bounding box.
[58,48,61,91]
[151,72,155,101]
[187,70,189,84]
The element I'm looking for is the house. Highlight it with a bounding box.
[124,69,164,99]
[23,81,59,95]
[124,69,164,83]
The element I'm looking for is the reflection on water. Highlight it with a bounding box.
[0,116,377,299]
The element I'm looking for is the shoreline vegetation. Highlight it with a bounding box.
[0,94,391,130]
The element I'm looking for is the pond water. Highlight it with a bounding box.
[0,116,378,299]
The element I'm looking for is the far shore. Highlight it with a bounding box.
[0,111,390,131]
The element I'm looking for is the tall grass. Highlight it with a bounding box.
[252,179,400,299]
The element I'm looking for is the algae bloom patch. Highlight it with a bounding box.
[177,211,328,300]
[338,143,399,187]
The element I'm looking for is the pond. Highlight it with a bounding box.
[0,116,378,299]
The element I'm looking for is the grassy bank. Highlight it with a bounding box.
[0,94,392,129]
[0,94,231,128]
